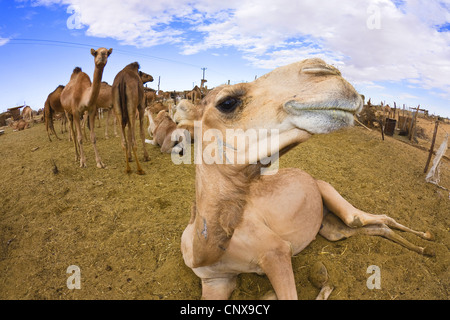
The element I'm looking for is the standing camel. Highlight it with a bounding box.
[181,58,434,300]
[44,85,66,142]
[60,47,112,168]
[96,69,153,140]
[21,106,33,124]
[112,62,153,174]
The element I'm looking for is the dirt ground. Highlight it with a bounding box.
[0,118,449,300]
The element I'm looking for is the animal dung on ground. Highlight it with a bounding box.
[308,261,330,289]
[50,159,59,175]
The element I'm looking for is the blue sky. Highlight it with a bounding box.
[1,0,449,117]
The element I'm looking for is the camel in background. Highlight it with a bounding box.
[144,108,185,154]
[60,47,112,168]
[44,85,67,142]
[95,82,117,139]
[96,71,154,139]
[112,62,153,175]
[21,106,33,124]
[186,85,202,104]
[172,99,203,141]
[181,58,434,300]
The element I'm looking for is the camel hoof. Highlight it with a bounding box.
[97,162,105,169]
[423,247,435,257]
[424,231,435,241]
[143,156,150,162]
[260,290,277,300]
[309,261,329,289]
[137,170,145,175]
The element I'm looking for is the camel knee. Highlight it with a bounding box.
[201,276,237,300]
[260,240,293,268]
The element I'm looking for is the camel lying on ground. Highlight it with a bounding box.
[144,108,186,154]
[60,47,112,168]
[172,99,203,141]
[12,119,29,131]
[112,62,153,174]
[180,58,434,300]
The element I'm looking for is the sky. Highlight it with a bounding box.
[0,0,449,117]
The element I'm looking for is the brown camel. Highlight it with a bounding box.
[112,62,153,174]
[97,71,154,139]
[95,82,117,139]
[60,47,112,168]
[44,85,67,142]
[186,85,202,104]
[180,58,434,300]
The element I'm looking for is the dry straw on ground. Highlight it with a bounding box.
[0,120,448,300]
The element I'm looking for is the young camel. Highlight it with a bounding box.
[112,62,154,174]
[44,85,66,142]
[180,58,434,300]
[144,108,186,154]
[172,98,202,141]
[60,47,112,168]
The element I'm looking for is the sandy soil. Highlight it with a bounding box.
[0,119,448,300]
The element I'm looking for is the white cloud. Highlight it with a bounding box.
[27,0,450,97]
[0,37,10,46]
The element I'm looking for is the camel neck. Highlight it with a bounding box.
[190,162,260,267]
[87,65,105,108]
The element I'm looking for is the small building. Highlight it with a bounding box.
[7,106,26,121]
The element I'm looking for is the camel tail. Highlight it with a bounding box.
[118,80,129,127]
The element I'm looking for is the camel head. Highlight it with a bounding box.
[90,47,113,68]
[139,71,154,84]
[198,58,363,168]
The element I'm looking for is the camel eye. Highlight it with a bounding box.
[216,97,241,113]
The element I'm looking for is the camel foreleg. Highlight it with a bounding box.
[259,235,297,300]
[200,276,237,300]
[138,104,150,161]
[88,108,105,168]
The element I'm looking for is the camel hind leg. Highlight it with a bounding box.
[316,180,435,256]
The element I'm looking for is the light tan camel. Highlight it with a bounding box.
[181,58,434,300]
[112,62,153,174]
[144,108,185,154]
[44,85,67,142]
[22,106,33,124]
[60,47,112,168]
[173,99,202,141]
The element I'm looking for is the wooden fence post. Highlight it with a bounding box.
[424,120,439,173]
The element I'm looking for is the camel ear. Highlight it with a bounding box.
[90,48,96,57]
[108,48,113,56]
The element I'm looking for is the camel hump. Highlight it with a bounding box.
[73,67,82,74]
[126,62,140,70]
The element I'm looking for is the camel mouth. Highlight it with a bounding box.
[284,98,362,134]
